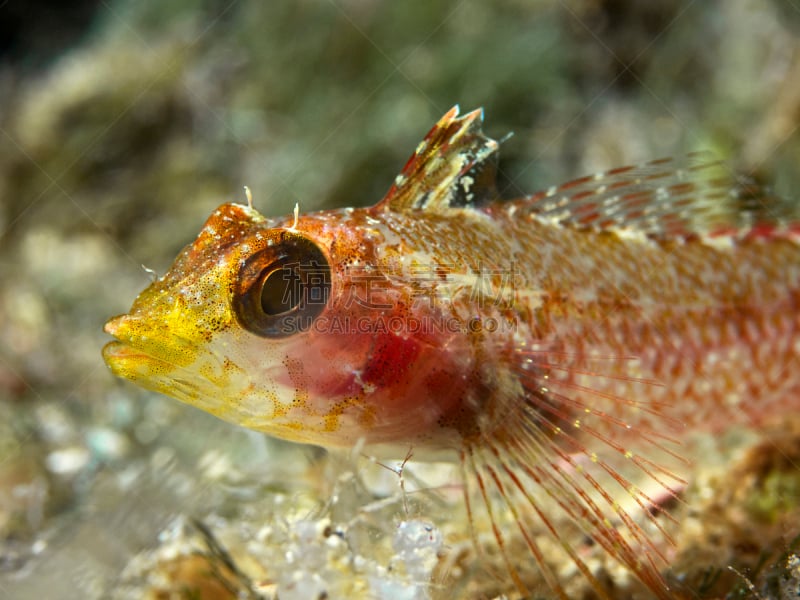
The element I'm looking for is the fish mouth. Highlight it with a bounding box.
[102,315,212,407]
[102,313,199,380]
[102,339,175,378]
[102,337,213,410]
[103,313,134,343]
[103,314,253,419]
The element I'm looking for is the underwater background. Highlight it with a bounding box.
[1,1,799,598]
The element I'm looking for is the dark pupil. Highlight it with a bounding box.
[260,266,301,315]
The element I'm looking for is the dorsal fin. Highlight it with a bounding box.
[374,106,502,213]
[520,153,799,240]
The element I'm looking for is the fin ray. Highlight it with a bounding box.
[519,152,798,239]
[459,351,686,597]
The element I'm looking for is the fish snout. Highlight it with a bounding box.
[103,313,131,339]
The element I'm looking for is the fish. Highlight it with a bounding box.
[103,106,800,599]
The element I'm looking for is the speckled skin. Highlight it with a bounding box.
[103,176,800,449]
[103,108,800,599]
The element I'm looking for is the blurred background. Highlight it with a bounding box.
[1,1,799,598]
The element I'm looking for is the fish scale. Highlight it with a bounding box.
[103,106,800,599]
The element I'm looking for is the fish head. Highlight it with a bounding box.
[103,201,472,451]
[104,107,515,453]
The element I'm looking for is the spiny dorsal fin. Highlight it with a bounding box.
[375,106,501,213]
[521,153,799,240]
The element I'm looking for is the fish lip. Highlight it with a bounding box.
[102,313,194,370]
[102,315,152,358]
[103,315,119,336]
[104,313,132,339]
[102,313,225,379]
[103,315,141,358]
[101,339,175,377]
[102,339,155,362]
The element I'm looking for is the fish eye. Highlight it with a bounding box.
[260,265,301,315]
[232,234,331,338]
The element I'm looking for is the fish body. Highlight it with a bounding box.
[103,108,800,598]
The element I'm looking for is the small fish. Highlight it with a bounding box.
[103,107,800,598]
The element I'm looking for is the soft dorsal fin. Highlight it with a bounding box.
[521,153,799,240]
[374,106,502,213]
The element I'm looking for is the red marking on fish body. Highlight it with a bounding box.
[744,222,779,240]
[361,332,420,388]
[606,165,636,176]
[708,226,739,237]
[558,174,594,191]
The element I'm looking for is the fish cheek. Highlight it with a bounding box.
[359,332,473,434]
[299,330,419,415]
[360,332,421,390]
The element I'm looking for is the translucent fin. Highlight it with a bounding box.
[520,154,798,240]
[375,106,501,213]
[460,356,686,598]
